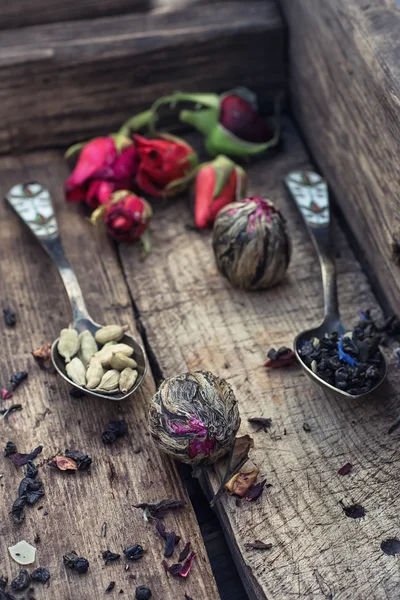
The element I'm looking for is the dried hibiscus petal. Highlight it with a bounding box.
[338,462,353,476]
[264,347,296,368]
[179,551,196,578]
[178,542,191,562]
[245,540,272,550]
[8,446,43,467]
[164,531,180,558]
[1,388,12,400]
[64,450,92,470]
[245,479,266,502]
[10,371,28,390]
[51,456,78,471]
[168,563,183,577]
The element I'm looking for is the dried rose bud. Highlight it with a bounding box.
[194,155,247,229]
[91,190,152,244]
[64,135,138,209]
[213,197,291,290]
[149,371,240,466]
[134,134,197,198]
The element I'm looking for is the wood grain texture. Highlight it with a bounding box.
[0,0,150,30]
[119,121,400,599]
[0,0,285,155]
[279,0,400,316]
[0,153,219,599]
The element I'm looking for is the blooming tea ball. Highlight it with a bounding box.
[212,196,291,290]
[149,371,240,466]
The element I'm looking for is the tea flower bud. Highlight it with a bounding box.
[212,197,291,290]
[149,371,240,466]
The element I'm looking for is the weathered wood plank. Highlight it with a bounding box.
[0,1,285,155]
[0,152,219,599]
[0,0,150,30]
[279,0,400,315]
[119,120,400,599]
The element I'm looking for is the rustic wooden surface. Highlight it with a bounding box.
[120,120,400,599]
[0,153,219,599]
[0,0,285,155]
[0,0,150,30]
[279,0,400,316]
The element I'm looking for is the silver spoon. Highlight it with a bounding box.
[285,170,387,399]
[5,182,147,401]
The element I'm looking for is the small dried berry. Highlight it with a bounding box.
[10,371,28,390]
[102,419,128,444]
[102,431,116,444]
[135,586,152,600]
[3,307,16,327]
[11,569,30,592]
[123,545,144,560]
[73,558,89,573]
[4,441,17,456]
[30,568,50,584]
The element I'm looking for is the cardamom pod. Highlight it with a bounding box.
[94,324,129,346]
[119,368,138,394]
[110,352,138,371]
[95,343,134,368]
[96,369,120,392]
[58,328,80,363]
[103,341,118,348]
[86,357,104,389]
[66,357,86,386]
[78,330,98,367]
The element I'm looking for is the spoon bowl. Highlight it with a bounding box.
[286,171,388,400]
[6,182,147,401]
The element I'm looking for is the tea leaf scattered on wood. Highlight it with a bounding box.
[11,569,30,592]
[123,545,145,561]
[247,417,272,432]
[245,541,272,550]
[135,586,152,600]
[30,568,50,584]
[11,495,26,525]
[63,551,89,573]
[102,550,121,565]
[178,542,191,563]
[4,441,17,456]
[3,307,16,327]
[264,347,296,368]
[133,499,187,520]
[164,531,180,558]
[105,581,116,593]
[102,419,128,444]
[338,462,353,476]
[0,404,22,420]
[10,371,28,390]
[184,595,194,600]
[302,422,311,432]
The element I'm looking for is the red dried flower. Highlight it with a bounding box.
[102,191,152,243]
[135,134,197,197]
[65,136,138,208]
[1,388,12,400]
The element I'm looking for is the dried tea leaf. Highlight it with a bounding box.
[51,456,78,471]
[163,531,180,558]
[102,550,121,565]
[225,461,260,497]
[264,347,296,368]
[106,581,116,593]
[245,541,272,550]
[3,307,16,327]
[248,417,272,432]
[133,499,187,520]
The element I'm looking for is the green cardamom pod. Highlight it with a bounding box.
[78,330,98,367]
[110,352,138,371]
[119,367,138,394]
[103,340,118,348]
[86,357,104,389]
[95,343,134,368]
[94,324,129,346]
[66,357,86,386]
[96,369,120,392]
[58,328,80,363]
